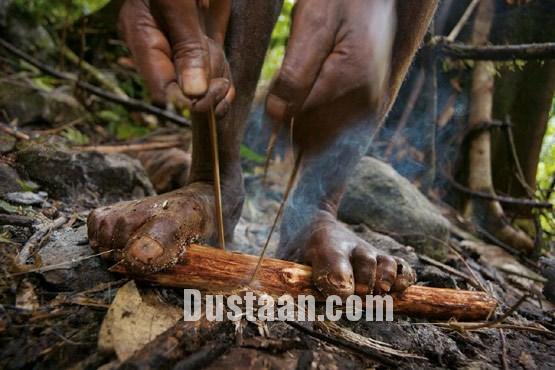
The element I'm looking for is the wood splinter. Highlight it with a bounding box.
[110,244,497,321]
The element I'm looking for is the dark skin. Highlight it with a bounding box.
[88,0,437,298]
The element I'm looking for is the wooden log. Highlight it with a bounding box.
[110,244,497,321]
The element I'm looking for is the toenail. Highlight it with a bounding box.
[326,272,353,290]
[127,237,164,264]
[376,281,392,293]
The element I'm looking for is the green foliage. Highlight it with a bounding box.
[13,0,109,27]
[240,144,265,164]
[260,0,294,85]
[62,127,90,145]
[98,107,152,141]
[536,100,555,234]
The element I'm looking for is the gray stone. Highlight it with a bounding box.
[339,156,450,260]
[16,144,155,204]
[0,133,16,153]
[38,225,112,291]
[0,163,22,196]
[0,81,86,126]
[4,191,46,206]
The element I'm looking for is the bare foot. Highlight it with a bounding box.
[278,211,416,298]
[88,182,227,274]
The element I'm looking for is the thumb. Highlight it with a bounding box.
[151,0,209,97]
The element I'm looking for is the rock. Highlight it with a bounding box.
[37,225,112,291]
[0,163,23,196]
[0,81,86,126]
[3,191,47,206]
[339,156,450,260]
[16,144,155,204]
[0,133,16,153]
[540,257,555,304]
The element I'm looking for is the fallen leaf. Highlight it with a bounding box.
[98,280,182,361]
[16,279,39,312]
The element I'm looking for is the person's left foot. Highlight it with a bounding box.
[278,210,416,298]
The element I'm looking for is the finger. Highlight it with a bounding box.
[192,78,230,112]
[201,0,231,45]
[374,255,397,295]
[215,84,235,117]
[351,246,377,296]
[119,0,178,106]
[265,0,339,124]
[151,0,210,96]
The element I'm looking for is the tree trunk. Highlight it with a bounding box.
[464,0,534,251]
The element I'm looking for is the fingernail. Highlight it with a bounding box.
[266,94,289,123]
[182,68,208,96]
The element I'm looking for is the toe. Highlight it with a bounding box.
[350,246,377,296]
[312,252,355,299]
[87,206,115,253]
[374,255,397,295]
[390,257,416,293]
[124,213,190,274]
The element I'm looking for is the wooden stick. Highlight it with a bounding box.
[208,107,225,250]
[110,244,498,321]
[77,140,184,153]
[250,149,303,283]
[437,40,555,61]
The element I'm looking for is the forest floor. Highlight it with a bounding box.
[1,133,554,369]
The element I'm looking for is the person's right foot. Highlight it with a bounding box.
[277,210,416,298]
[88,182,224,274]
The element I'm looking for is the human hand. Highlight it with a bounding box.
[265,0,396,142]
[118,0,234,115]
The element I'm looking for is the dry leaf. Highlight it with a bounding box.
[98,280,182,361]
[16,279,39,312]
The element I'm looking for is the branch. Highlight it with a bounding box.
[0,38,191,128]
[436,39,555,60]
[110,244,498,321]
[447,175,553,209]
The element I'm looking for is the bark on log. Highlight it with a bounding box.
[110,244,497,321]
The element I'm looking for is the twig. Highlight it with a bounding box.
[209,106,225,250]
[497,265,546,283]
[0,213,34,227]
[446,175,553,209]
[250,148,303,283]
[77,140,184,153]
[285,321,401,366]
[12,249,113,276]
[446,0,481,42]
[61,45,127,98]
[447,242,490,294]
[0,38,191,127]
[17,216,68,264]
[419,254,481,289]
[0,122,30,141]
[437,40,555,60]
[504,116,535,197]
[499,329,509,370]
